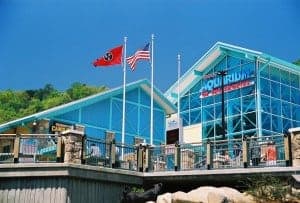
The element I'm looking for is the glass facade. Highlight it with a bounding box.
[179,55,300,141]
[259,62,300,136]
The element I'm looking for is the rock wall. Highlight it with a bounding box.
[62,130,84,164]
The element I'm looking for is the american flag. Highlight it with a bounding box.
[126,43,150,71]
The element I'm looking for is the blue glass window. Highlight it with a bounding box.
[261,112,271,131]
[228,98,241,116]
[281,84,290,102]
[269,66,281,82]
[272,115,282,133]
[190,93,201,109]
[291,88,300,105]
[190,80,202,94]
[202,96,214,106]
[227,56,240,69]
[290,73,300,89]
[261,95,270,113]
[271,98,281,116]
[280,69,290,85]
[260,63,269,79]
[242,95,255,112]
[282,119,292,132]
[282,101,291,119]
[203,105,214,122]
[270,81,280,98]
[180,95,190,111]
[243,112,256,130]
[231,115,242,133]
[190,109,201,124]
[181,112,190,127]
[215,103,222,119]
[260,78,270,96]
[292,105,300,121]
[241,84,255,96]
[214,57,227,72]
[202,121,214,139]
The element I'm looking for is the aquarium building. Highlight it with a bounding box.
[165,42,300,143]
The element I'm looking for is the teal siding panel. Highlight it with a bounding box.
[54,110,79,123]
[125,103,138,135]
[154,110,165,143]
[81,100,110,128]
[139,106,150,138]
[111,99,122,132]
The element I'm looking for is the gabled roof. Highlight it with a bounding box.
[165,42,300,103]
[0,79,176,132]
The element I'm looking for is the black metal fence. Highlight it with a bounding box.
[0,133,291,172]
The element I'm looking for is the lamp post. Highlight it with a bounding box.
[216,70,227,140]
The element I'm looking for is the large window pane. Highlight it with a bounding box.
[282,101,291,119]
[260,78,270,96]
[230,115,242,133]
[261,95,270,113]
[269,66,280,82]
[290,73,300,89]
[270,81,280,98]
[190,109,201,125]
[282,119,292,132]
[292,105,300,121]
[291,88,300,105]
[271,98,281,116]
[181,112,189,127]
[281,84,290,102]
[280,69,290,85]
[243,112,256,130]
[190,93,201,109]
[202,121,214,139]
[203,105,214,122]
[228,98,241,115]
[227,56,240,69]
[180,95,189,111]
[260,63,269,78]
[261,112,271,131]
[272,115,282,133]
[242,95,255,112]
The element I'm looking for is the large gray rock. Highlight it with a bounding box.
[156,192,172,203]
[156,186,255,203]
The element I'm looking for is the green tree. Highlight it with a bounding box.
[293,59,300,66]
[66,82,107,100]
[0,83,108,124]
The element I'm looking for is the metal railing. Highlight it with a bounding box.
[84,137,136,170]
[0,133,291,172]
[0,134,57,163]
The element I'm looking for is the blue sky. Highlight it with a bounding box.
[0,0,299,92]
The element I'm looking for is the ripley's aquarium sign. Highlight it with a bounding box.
[200,70,254,98]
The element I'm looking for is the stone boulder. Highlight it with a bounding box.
[156,186,255,203]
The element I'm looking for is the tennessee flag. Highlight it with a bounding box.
[93,45,123,67]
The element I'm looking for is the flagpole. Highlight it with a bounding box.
[121,36,127,159]
[150,34,154,145]
[177,54,181,144]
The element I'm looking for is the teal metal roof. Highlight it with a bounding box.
[0,79,176,132]
[165,42,300,103]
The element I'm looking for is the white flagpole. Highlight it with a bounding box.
[121,36,127,159]
[150,34,154,145]
[177,54,181,144]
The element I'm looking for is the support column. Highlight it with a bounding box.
[61,130,84,164]
[242,137,248,168]
[206,140,212,170]
[13,134,20,163]
[174,143,181,171]
[56,134,63,163]
[288,128,300,166]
